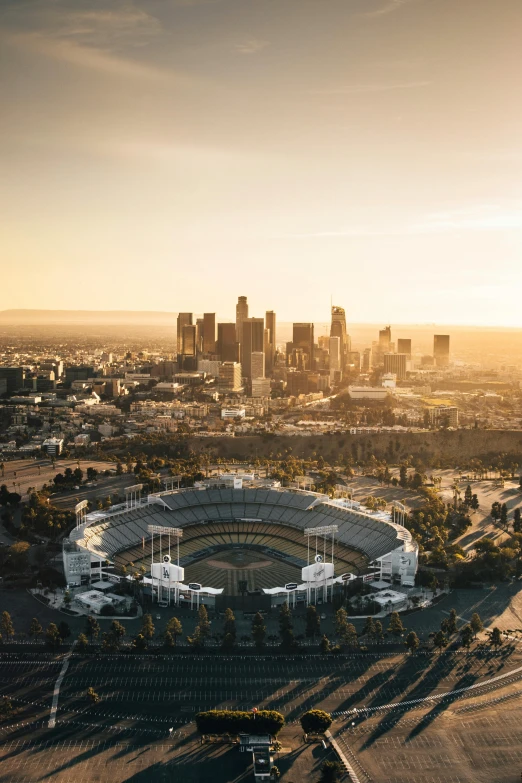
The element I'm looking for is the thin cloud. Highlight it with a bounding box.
[235,39,270,55]
[6,31,173,81]
[309,80,431,95]
[284,204,522,239]
[362,0,417,18]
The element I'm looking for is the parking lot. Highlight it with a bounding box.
[1,643,522,781]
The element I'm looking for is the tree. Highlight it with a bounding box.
[491,502,501,522]
[447,608,458,634]
[373,620,384,643]
[433,630,448,653]
[166,617,182,645]
[1,611,14,639]
[464,484,473,507]
[86,467,98,482]
[319,760,343,783]
[141,614,155,640]
[470,612,483,639]
[500,503,509,530]
[132,633,148,651]
[45,623,62,650]
[335,607,349,640]
[405,631,419,653]
[85,616,100,643]
[73,468,83,483]
[362,616,375,639]
[471,494,480,511]
[489,626,503,648]
[197,605,211,641]
[399,465,408,488]
[320,634,330,654]
[86,686,100,704]
[63,590,72,608]
[514,508,522,533]
[388,612,405,638]
[76,633,89,652]
[8,541,30,570]
[279,602,292,634]
[164,631,175,649]
[305,605,320,638]
[252,612,266,649]
[460,625,473,649]
[58,621,71,640]
[28,617,43,640]
[300,709,332,734]
[221,632,235,652]
[223,608,236,643]
[111,620,126,640]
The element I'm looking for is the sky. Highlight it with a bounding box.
[1,0,522,326]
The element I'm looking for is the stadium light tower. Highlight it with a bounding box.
[304,525,338,604]
[148,524,183,606]
[125,484,143,509]
[391,502,406,527]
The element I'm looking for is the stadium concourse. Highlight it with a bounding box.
[64,483,418,605]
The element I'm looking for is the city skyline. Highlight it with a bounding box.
[1,0,522,326]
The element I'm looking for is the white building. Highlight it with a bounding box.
[42,437,64,456]
[348,386,390,401]
[221,407,246,419]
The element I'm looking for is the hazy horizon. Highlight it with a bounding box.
[2,0,522,324]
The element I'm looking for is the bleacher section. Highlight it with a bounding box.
[72,488,405,579]
[114,520,367,576]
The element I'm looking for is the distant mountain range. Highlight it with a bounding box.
[0,309,180,325]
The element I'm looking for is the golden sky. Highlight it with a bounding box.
[1,0,522,325]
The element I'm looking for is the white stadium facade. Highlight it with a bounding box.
[63,477,418,609]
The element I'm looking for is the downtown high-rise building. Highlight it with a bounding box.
[181,324,197,357]
[203,313,216,354]
[235,296,249,344]
[330,306,350,369]
[292,323,314,369]
[434,334,450,367]
[242,317,264,379]
[379,326,392,352]
[384,353,408,380]
[217,323,239,362]
[265,310,276,374]
[176,313,193,354]
[397,338,412,359]
[218,361,242,392]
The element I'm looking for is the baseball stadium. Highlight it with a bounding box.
[64,478,418,608]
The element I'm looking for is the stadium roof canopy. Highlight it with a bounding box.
[69,487,412,566]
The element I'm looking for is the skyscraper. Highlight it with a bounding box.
[329,336,341,380]
[217,323,239,362]
[181,324,197,357]
[251,351,265,380]
[397,338,412,359]
[176,313,193,354]
[265,310,276,374]
[235,296,248,344]
[434,334,450,367]
[242,317,264,378]
[292,323,314,369]
[330,306,350,368]
[379,326,392,352]
[203,313,216,354]
[384,353,407,380]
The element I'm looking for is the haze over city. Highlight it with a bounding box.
[3,2,522,782]
[2,0,522,324]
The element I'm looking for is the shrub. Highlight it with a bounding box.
[195,709,284,736]
[300,709,332,734]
